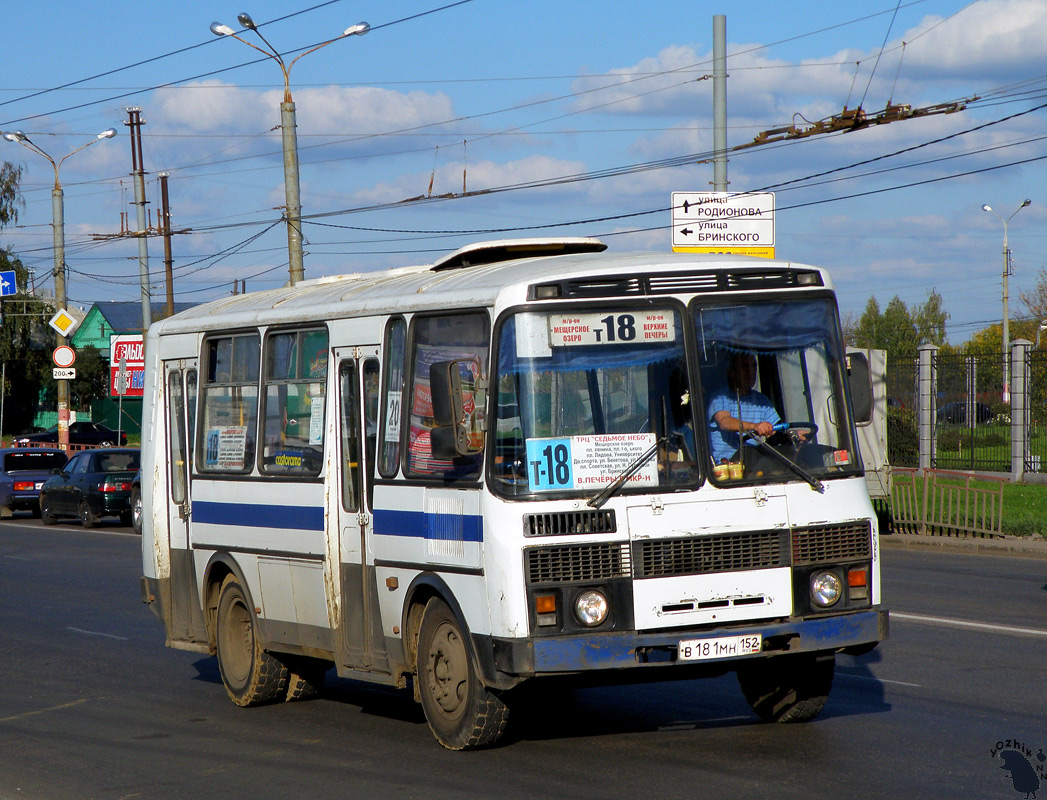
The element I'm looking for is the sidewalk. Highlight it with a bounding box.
[880,531,1047,559]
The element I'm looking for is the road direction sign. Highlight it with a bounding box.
[671,191,775,257]
[53,346,76,368]
[0,270,15,297]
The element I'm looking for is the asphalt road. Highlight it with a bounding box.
[0,518,1044,800]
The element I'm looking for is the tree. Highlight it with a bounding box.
[1019,268,1047,336]
[844,290,949,364]
[0,161,52,436]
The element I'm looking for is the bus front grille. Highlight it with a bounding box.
[634,530,786,579]
[523,509,617,537]
[791,521,872,565]
[526,542,631,585]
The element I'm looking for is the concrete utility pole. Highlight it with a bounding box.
[2,127,117,451]
[126,107,152,329]
[712,14,728,192]
[210,13,369,287]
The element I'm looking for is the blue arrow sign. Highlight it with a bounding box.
[0,271,14,297]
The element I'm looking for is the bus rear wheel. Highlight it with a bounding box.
[216,577,288,706]
[737,652,834,723]
[416,598,509,750]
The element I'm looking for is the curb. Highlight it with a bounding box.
[880,532,1047,560]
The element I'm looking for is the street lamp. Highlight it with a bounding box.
[210,13,369,286]
[1036,319,1047,349]
[981,199,1031,403]
[2,128,117,451]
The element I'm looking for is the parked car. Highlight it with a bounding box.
[0,447,68,518]
[936,401,993,425]
[39,448,140,528]
[15,422,128,448]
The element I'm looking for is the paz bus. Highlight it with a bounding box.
[139,238,887,749]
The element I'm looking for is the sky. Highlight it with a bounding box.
[2,0,1046,344]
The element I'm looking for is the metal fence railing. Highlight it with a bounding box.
[891,468,1005,538]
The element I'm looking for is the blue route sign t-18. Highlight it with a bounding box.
[0,270,16,296]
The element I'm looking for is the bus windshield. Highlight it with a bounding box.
[491,308,693,497]
[490,297,861,497]
[694,297,861,484]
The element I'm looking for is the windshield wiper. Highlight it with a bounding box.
[741,432,824,492]
[586,437,666,510]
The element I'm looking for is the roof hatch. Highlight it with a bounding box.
[430,237,607,272]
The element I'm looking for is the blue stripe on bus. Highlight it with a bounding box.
[374,508,483,543]
[193,501,324,531]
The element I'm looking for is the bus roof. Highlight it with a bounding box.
[151,239,831,335]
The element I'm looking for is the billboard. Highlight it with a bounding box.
[110,334,145,398]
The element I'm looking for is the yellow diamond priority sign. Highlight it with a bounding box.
[48,309,80,338]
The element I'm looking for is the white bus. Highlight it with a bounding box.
[140,238,887,749]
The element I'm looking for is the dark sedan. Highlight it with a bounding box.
[39,448,140,528]
[15,421,128,448]
[936,401,993,425]
[0,448,68,518]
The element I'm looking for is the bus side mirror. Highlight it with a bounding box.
[430,360,484,459]
[846,351,873,424]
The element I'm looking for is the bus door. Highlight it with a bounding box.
[163,359,203,643]
[334,347,388,673]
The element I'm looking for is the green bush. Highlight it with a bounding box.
[887,407,918,466]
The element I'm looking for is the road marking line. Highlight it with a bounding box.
[67,626,128,641]
[892,611,1047,638]
[0,698,89,723]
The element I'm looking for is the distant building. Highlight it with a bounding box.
[69,302,195,437]
[71,301,194,353]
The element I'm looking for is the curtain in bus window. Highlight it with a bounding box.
[695,300,840,357]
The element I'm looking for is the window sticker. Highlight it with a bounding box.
[524,433,657,491]
[309,395,324,445]
[205,426,248,470]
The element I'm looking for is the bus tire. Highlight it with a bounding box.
[737,652,834,723]
[216,577,288,706]
[416,598,509,750]
[282,656,326,702]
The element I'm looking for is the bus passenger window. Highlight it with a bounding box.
[404,312,489,480]
[200,333,260,474]
[261,328,328,476]
[379,317,406,478]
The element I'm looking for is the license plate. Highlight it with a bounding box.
[34,482,43,490]
[679,633,762,661]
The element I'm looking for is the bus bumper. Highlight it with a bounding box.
[487,607,887,680]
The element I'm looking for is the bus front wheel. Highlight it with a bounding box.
[737,652,834,723]
[216,577,288,706]
[416,598,509,750]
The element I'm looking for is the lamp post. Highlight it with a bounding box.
[2,128,117,451]
[210,14,369,287]
[981,199,1031,403]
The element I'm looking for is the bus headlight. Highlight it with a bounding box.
[574,590,609,626]
[810,571,842,608]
